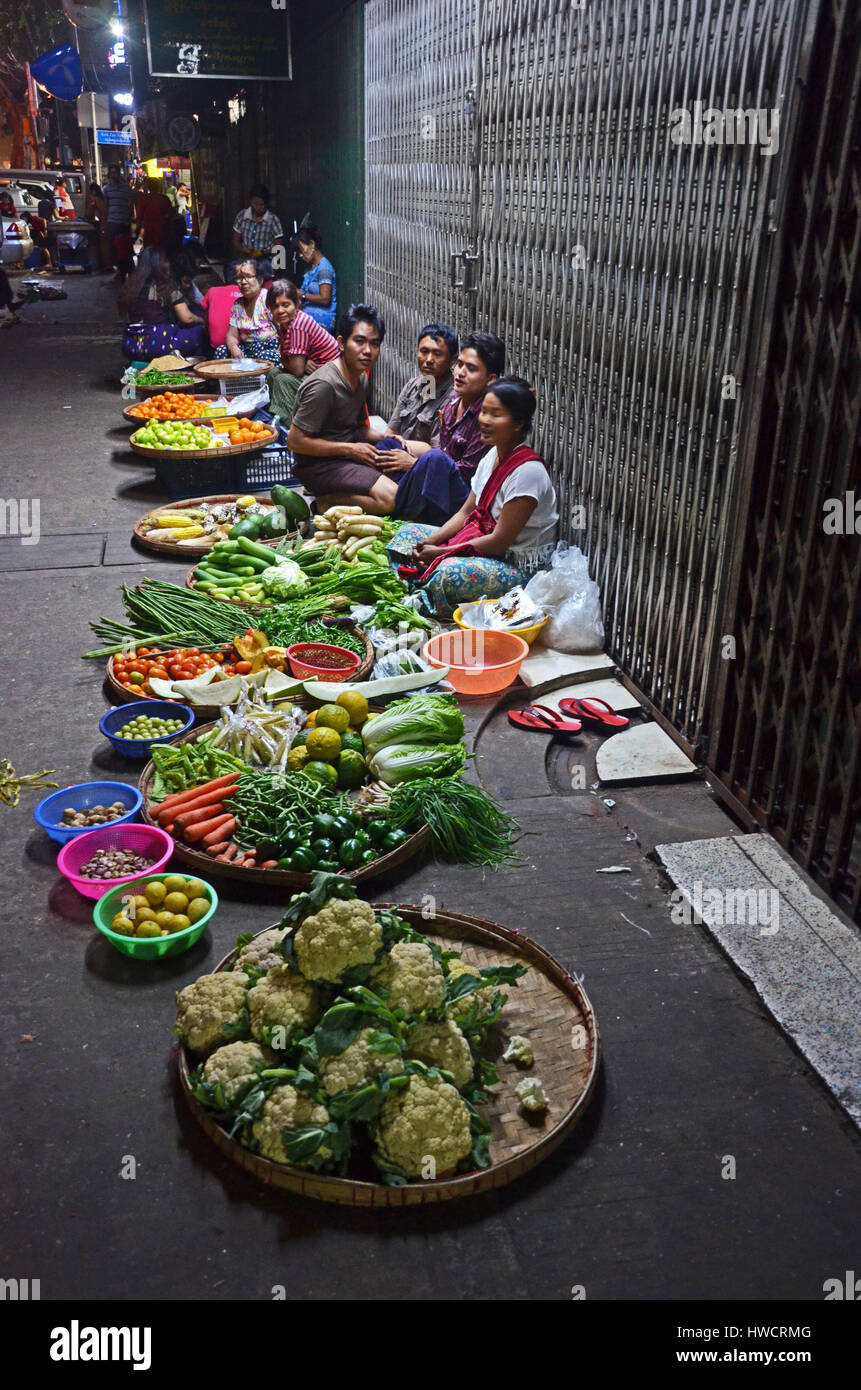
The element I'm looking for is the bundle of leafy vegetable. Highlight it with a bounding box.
[384,778,522,868]
[261,610,366,656]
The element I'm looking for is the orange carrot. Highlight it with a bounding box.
[205,841,229,857]
[186,812,234,844]
[215,844,238,862]
[156,783,238,825]
[260,860,279,870]
[155,774,240,815]
[199,816,237,846]
[174,802,224,832]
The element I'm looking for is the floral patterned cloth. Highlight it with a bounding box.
[387,521,537,619]
[213,334,282,366]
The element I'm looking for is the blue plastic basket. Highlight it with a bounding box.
[99,701,195,760]
[34,781,143,845]
[153,445,297,500]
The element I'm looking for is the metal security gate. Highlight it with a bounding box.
[365,0,860,920]
[708,0,861,921]
[365,0,481,416]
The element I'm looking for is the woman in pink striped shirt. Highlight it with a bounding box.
[266,279,340,425]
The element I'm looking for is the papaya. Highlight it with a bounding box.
[228,516,264,542]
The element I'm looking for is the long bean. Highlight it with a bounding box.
[385,779,522,868]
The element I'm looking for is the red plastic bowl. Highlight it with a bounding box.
[286,642,362,682]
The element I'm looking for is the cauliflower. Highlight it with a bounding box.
[251,1084,331,1165]
[200,1040,275,1106]
[502,1035,534,1066]
[407,1018,474,1089]
[318,1027,404,1098]
[247,963,320,1046]
[175,971,249,1055]
[445,960,495,1024]
[293,897,382,984]
[515,1077,548,1113]
[374,1073,472,1179]
[370,941,446,1016]
[236,928,288,974]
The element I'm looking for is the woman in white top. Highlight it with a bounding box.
[387,377,558,618]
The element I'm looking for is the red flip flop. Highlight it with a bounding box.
[557,696,630,729]
[508,703,583,735]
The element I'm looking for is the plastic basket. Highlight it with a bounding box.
[99,701,195,760]
[34,781,143,845]
[57,823,175,899]
[153,445,296,499]
[93,872,218,960]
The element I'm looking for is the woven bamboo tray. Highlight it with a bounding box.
[193,359,276,382]
[123,399,225,426]
[138,718,428,888]
[130,426,277,461]
[133,501,288,558]
[177,907,600,1205]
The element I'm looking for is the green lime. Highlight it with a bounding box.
[336,749,366,790]
[303,760,338,790]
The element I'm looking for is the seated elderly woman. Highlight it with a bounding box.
[387,377,558,619]
[213,259,280,366]
[123,251,206,360]
[265,279,340,424]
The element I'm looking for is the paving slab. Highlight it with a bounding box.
[596,721,699,784]
[540,677,643,716]
[655,834,861,1127]
[519,646,613,687]
[0,531,104,571]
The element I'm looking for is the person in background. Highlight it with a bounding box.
[103,165,135,281]
[53,178,75,219]
[124,251,206,359]
[231,184,284,282]
[201,279,241,351]
[216,260,280,364]
[384,322,458,447]
[266,279,340,425]
[136,177,174,254]
[296,225,337,331]
[172,250,206,314]
[22,205,54,273]
[0,264,23,327]
[374,331,504,525]
[287,303,396,512]
[387,377,558,618]
[85,183,109,270]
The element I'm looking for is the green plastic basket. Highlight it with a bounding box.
[93,872,218,960]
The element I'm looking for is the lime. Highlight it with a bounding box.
[336,691,369,726]
[292,730,311,748]
[136,921,162,938]
[303,760,338,790]
[186,897,209,924]
[163,874,188,895]
[336,749,366,790]
[144,880,166,907]
[306,726,342,763]
[111,913,135,936]
[287,746,310,772]
[340,731,365,755]
[184,879,208,900]
[316,703,351,734]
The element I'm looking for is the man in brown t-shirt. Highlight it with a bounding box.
[287,303,398,515]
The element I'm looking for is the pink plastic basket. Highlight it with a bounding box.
[56,823,174,900]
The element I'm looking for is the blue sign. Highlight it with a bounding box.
[31,45,84,101]
[97,129,133,145]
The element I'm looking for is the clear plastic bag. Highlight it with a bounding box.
[524,543,604,652]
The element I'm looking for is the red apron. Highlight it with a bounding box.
[417,444,544,582]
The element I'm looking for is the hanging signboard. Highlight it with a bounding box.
[143,0,292,81]
[97,128,134,145]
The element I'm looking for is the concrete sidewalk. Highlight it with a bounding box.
[1,277,860,1301]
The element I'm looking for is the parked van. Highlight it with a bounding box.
[0,169,88,219]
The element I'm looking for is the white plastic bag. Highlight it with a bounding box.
[226,384,270,413]
[524,543,604,652]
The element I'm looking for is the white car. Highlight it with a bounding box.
[0,181,39,215]
[0,214,34,266]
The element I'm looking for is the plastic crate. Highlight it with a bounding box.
[153,444,297,499]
